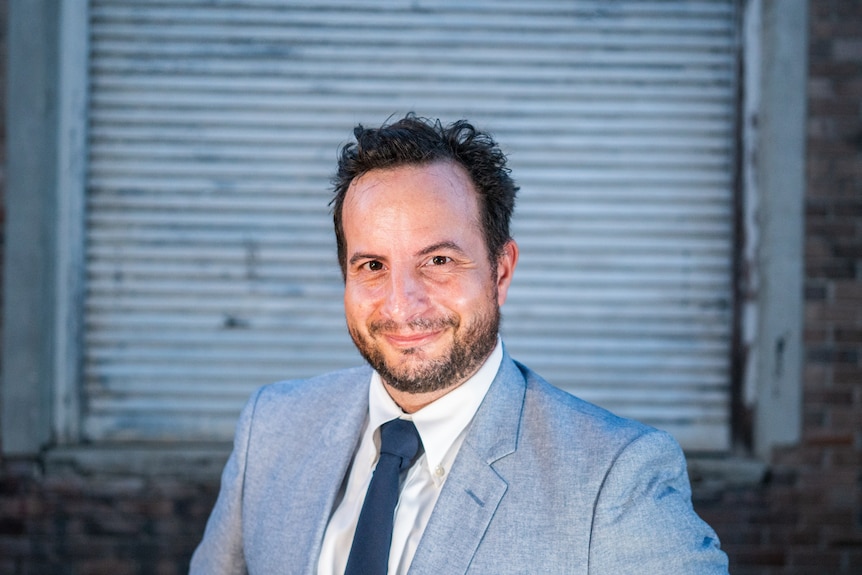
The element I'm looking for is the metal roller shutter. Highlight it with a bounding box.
[84,0,738,450]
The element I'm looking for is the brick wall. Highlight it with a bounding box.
[1,2,861,574]
[0,461,217,574]
[695,1,862,573]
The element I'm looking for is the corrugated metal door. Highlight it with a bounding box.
[84,0,738,450]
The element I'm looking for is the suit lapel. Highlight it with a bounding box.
[274,372,370,575]
[407,353,526,575]
[304,409,367,573]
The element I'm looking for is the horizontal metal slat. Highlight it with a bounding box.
[92,0,733,19]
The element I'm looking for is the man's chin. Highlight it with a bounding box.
[350,331,468,394]
[382,356,440,381]
[377,356,458,394]
[380,338,447,361]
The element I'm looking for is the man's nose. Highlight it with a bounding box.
[381,267,428,322]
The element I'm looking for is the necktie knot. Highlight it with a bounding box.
[379,418,421,470]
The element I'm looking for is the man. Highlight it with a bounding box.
[190,114,729,574]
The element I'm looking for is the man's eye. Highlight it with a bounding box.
[365,260,384,271]
[430,256,451,266]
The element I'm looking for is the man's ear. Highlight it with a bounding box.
[495,240,519,306]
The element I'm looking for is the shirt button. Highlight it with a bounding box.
[434,465,445,477]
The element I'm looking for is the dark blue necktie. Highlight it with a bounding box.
[344,418,421,575]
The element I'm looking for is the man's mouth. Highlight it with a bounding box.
[381,330,444,350]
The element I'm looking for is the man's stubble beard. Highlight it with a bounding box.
[348,300,500,395]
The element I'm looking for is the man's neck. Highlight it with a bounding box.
[382,382,467,414]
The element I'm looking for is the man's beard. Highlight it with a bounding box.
[348,305,500,395]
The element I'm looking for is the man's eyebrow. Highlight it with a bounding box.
[348,252,385,266]
[348,242,468,266]
[417,241,468,258]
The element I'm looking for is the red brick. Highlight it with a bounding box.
[829,407,862,432]
[773,446,826,468]
[834,327,862,344]
[808,115,841,139]
[834,39,862,61]
[808,76,835,99]
[836,77,862,98]
[799,508,857,528]
[812,19,862,39]
[834,280,862,300]
[727,546,787,566]
[806,388,856,405]
[826,441,862,465]
[801,429,855,446]
[77,558,138,575]
[805,235,835,258]
[806,302,862,323]
[0,535,33,558]
[833,365,862,385]
[842,549,862,571]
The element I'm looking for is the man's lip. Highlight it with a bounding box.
[382,331,443,348]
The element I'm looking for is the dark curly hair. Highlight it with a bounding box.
[330,113,518,278]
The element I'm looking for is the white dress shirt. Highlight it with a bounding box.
[316,339,503,575]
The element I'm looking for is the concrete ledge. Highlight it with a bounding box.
[44,443,232,479]
[42,445,768,500]
[688,456,768,500]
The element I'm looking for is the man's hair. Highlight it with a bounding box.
[330,113,518,278]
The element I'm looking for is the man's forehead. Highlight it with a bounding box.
[345,165,474,227]
[341,163,484,248]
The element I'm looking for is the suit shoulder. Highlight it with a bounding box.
[514,360,655,447]
[250,365,372,413]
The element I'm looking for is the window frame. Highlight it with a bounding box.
[2,0,89,454]
[2,0,808,468]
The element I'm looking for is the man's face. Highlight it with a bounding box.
[342,161,517,398]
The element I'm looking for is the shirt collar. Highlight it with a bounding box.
[368,338,503,473]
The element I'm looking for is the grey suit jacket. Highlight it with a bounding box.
[190,351,729,574]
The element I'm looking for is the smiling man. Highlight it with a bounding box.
[191,115,729,574]
[341,160,515,413]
